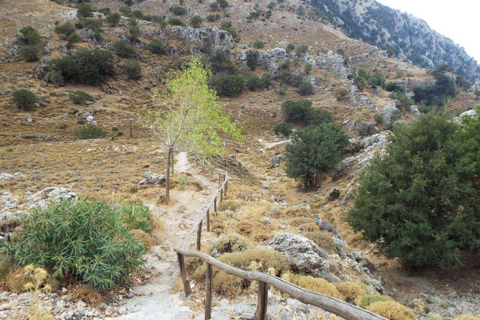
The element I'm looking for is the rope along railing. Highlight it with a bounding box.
[173,171,386,320]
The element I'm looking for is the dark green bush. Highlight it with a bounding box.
[206,14,220,22]
[69,91,94,104]
[119,6,132,16]
[129,25,141,41]
[20,45,40,62]
[122,59,142,80]
[19,26,41,45]
[190,15,203,28]
[274,122,293,137]
[253,40,264,49]
[308,108,334,126]
[66,33,81,49]
[374,114,383,124]
[296,44,308,56]
[132,10,144,19]
[275,84,287,95]
[246,50,258,70]
[13,89,38,111]
[286,43,295,53]
[291,74,304,87]
[298,81,314,95]
[54,22,76,39]
[169,5,186,15]
[75,124,107,140]
[50,48,114,85]
[168,17,185,26]
[113,40,136,58]
[209,2,219,11]
[210,73,244,97]
[148,39,167,55]
[389,91,414,110]
[106,12,121,25]
[118,200,154,233]
[4,199,148,290]
[335,88,348,101]
[246,74,261,91]
[217,0,229,8]
[77,3,93,19]
[281,99,313,123]
[222,27,238,41]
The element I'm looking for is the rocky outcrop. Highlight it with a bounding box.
[409,105,420,117]
[165,26,236,51]
[269,232,338,282]
[316,51,353,79]
[138,172,166,186]
[382,104,401,124]
[312,0,480,82]
[346,120,379,137]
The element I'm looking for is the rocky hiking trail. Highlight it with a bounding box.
[114,151,215,320]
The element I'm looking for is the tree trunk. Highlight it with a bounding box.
[165,147,172,205]
[170,149,174,176]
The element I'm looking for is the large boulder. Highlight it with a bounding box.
[138,172,166,186]
[269,232,337,282]
[166,26,236,51]
[347,120,379,137]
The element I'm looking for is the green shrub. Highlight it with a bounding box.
[335,88,348,101]
[190,15,203,28]
[119,6,132,16]
[113,40,136,58]
[246,74,261,91]
[253,40,264,49]
[275,84,287,95]
[296,44,308,56]
[20,45,40,62]
[66,33,81,48]
[211,234,252,256]
[3,199,147,290]
[50,48,114,85]
[168,17,185,26]
[209,2,219,11]
[218,0,229,8]
[281,99,313,123]
[169,5,186,15]
[122,59,142,80]
[308,108,334,126]
[69,91,93,104]
[210,73,244,97]
[75,125,107,139]
[129,25,141,41]
[77,3,93,19]
[132,10,144,19]
[290,74,303,87]
[222,27,238,40]
[19,26,41,45]
[118,200,153,233]
[13,89,38,111]
[357,294,394,309]
[47,70,65,87]
[246,50,258,70]
[54,22,76,39]
[148,39,167,55]
[298,81,314,95]
[106,12,121,25]
[374,114,383,124]
[260,73,272,88]
[206,14,220,22]
[389,91,414,110]
[304,63,313,75]
[286,43,295,53]
[274,122,293,137]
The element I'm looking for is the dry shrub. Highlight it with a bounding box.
[130,229,153,250]
[290,217,312,227]
[454,316,480,320]
[305,231,337,254]
[71,287,104,307]
[366,301,416,320]
[357,293,394,309]
[6,268,32,293]
[269,207,286,218]
[211,221,225,235]
[0,259,15,281]
[285,207,311,217]
[218,200,240,211]
[300,222,319,232]
[335,281,366,303]
[286,273,343,299]
[211,234,252,255]
[192,247,290,298]
[190,180,205,191]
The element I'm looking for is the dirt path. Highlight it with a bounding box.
[114,152,216,320]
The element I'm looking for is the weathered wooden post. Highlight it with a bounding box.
[196,220,203,251]
[128,118,133,139]
[205,263,213,320]
[214,196,217,213]
[254,282,269,320]
[177,253,191,297]
[206,209,210,232]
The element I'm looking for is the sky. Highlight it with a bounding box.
[376,0,480,63]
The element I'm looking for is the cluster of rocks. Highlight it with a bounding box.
[138,172,166,186]
[164,26,236,54]
[0,290,131,320]
[0,187,77,221]
[78,112,97,126]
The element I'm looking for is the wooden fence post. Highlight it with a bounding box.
[206,209,210,232]
[218,172,221,185]
[225,179,228,195]
[196,220,203,251]
[205,263,213,320]
[220,188,223,202]
[177,253,191,297]
[254,282,269,320]
[214,197,217,213]
[128,118,133,139]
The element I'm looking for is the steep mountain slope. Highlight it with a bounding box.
[309,0,480,82]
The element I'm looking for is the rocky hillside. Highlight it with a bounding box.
[309,0,480,82]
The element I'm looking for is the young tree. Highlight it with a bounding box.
[285,123,349,188]
[144,58,242,204]
[348,114,479,268]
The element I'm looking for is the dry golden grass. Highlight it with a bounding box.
[304,231,337,254]
[454,315,480,320]
[210,234,253,255]
[131,229,153,250]
[335,281,366,303]
[356,293,394,309]
[6,268,32,293]
[285,273,343,300]
[71,287,104,307]
[366,301,416,320]
[218,200,241,212]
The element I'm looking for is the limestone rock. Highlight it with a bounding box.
[382,104,401,125]
[166,26,236,51]
[138,172,166,186]
[409,105,420,118]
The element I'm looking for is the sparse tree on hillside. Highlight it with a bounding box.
[143,58,242,204]
[285,123,349,188]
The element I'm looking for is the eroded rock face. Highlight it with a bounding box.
[165,27,236,51]
[382,104,401,125]
[347,120,379,137]
[269,232,337,281]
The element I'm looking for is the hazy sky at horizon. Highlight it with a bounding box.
[376,0,480,63]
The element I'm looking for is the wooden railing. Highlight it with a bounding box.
[174,171,386,320]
